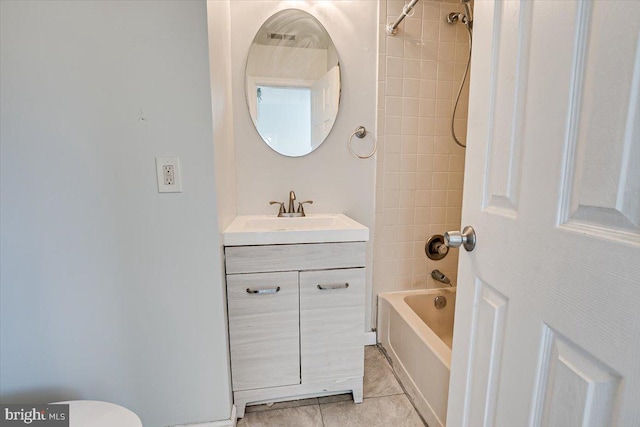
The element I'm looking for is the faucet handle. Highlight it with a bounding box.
[269,201,285,216]
[297,200,313,216]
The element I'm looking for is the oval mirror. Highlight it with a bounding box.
[245,9,341,157]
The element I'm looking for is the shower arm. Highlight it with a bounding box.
[387,0,420,36]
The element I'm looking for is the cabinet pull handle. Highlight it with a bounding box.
[317,283,350,290]
[246,286,281,295]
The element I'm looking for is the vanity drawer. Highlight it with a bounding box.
[227,271,300,391]
[299,268,365,383]
[225,242,366,274]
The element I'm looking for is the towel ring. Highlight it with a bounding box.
[348,126,377,159]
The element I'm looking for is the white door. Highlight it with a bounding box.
[448,1,640,426]
[310,65,340,149]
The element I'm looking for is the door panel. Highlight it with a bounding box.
[558,1,640,243]
[461,279,508,427]
[299,268,365,383]
[530,326,621,427]
[482,0,532,217]
[448,0,640,426]
[227,271,300,391]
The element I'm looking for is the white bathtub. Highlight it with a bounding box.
[377,288,456,427]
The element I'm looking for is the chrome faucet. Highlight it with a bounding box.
[288,191,296,214]
[431,269,451,286]
[270,190,313,217]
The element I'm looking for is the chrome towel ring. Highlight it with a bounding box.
[348,126,377,159]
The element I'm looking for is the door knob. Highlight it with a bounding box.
[444,226,476,252]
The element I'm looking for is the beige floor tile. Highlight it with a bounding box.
[364,346,404,398]
[237,405,323,427]
[237,346,421,426]
[320,394,425,427]
[365,345,386,362]
[246,398,318,413]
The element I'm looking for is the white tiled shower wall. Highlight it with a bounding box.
[373,0,470,299]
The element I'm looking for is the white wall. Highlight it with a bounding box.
[229,1,378,329]
[207,0,238,231]
[0,1,232,426]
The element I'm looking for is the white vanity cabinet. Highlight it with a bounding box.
[224,242,366,417]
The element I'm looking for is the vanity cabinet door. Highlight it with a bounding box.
[299,268,365,383]
[227,271,300,391]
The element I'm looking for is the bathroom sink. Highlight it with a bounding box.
[223,214,369,246]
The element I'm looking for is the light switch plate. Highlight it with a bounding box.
[156,157,182,193]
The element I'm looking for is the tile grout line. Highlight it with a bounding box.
[361,393,407,401]
[318,401,325,427]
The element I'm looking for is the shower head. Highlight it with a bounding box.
[448,0,473,149]
[461,0,473,29]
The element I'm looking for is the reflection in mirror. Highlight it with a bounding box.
[245,9,341,157]
[257,86,311,156]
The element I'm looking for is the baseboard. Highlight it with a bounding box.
[364,331,377,346]
[172,405,237,427]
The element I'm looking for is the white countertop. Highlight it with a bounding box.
[223,214,369,246]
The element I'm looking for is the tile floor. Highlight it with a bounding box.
[237,345,426,427]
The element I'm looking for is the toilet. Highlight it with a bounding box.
[53,400,142,427]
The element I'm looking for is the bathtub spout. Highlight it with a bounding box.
[431,269,451,285]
